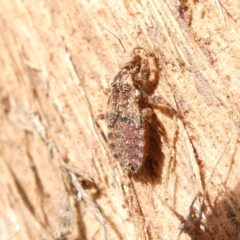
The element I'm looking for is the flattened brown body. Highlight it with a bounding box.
[106,49,158,172]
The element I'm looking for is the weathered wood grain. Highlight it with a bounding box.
[0,0,240,239]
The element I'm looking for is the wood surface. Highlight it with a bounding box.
[0,0,240,239]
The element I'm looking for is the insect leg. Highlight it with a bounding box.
[150,95,180,116]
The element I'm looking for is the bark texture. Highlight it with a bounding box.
[0,0,240,239]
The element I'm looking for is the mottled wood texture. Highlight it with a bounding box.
[0,0,240,239]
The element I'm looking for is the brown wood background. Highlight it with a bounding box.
[0,0,240,239]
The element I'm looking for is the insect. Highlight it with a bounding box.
[100,47,178,173]
[177,193,211,240]
[226,204,240,239]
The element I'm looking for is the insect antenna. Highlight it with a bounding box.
[99,23,126,53]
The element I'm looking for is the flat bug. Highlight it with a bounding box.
[98,47,178,173]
